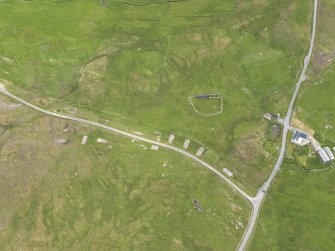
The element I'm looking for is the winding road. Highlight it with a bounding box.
[237,0,319,250]
[0,83,253,202]
[0,0,318,249]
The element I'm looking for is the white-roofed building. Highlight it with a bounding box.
[183,139,190,149]
[223,168,234,177]
[81,135,88,145]
[324,147,334,160]
[168,134,175,144]
[97,138,108,144]
[196,147,205,156]
[317,149,331,163]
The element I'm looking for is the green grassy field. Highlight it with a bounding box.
[0,94,251,250]
[0,0,314,193]
[248,160,335,251]
[1,0,331,250]
[295,0,335,143]
[296,66,335,143]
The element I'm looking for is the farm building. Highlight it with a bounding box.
[317,148,331,163]
[263,112,280,121]
[270,113,279,120]
[168,134,175,144]
[196,147,205,156]
[310,138,321,152]
[324,147,335,160]
[195,94,210,99]
[183,139,190,149]
[81,135,88,145]
[194,94,219,99]
[223,168,234,177]
[291,130,309,146]
[97,138,108,144]
[310,140,334,164]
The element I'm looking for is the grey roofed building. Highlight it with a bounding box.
[317,148,331,163]
[270,113,279,120]
[195,94,210,99]
[324,147,335,160]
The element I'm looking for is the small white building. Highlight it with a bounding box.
[97,138,108,144]
[183,139,190,149]
[81,135,88,145]
[223,168,234,177]
[291,130,309,146]
[168,134,175,144]
[151,145,159,151]
[196,147,205,156]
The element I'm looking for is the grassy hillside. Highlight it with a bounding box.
[0,94,250,250]
[295,0,335,144]
[0,0,314,193]
[248,160,335,251]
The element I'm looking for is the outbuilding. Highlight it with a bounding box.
[291,130,309,146]
[168,134,175,144]
[324,147,334,160]
[223,168,234,177]
[317,148,331,163]
[310,138,321,152]
[196,147,205,156]
[183,139,190,149]
[97,138,108,144]
[81,135,88,145]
